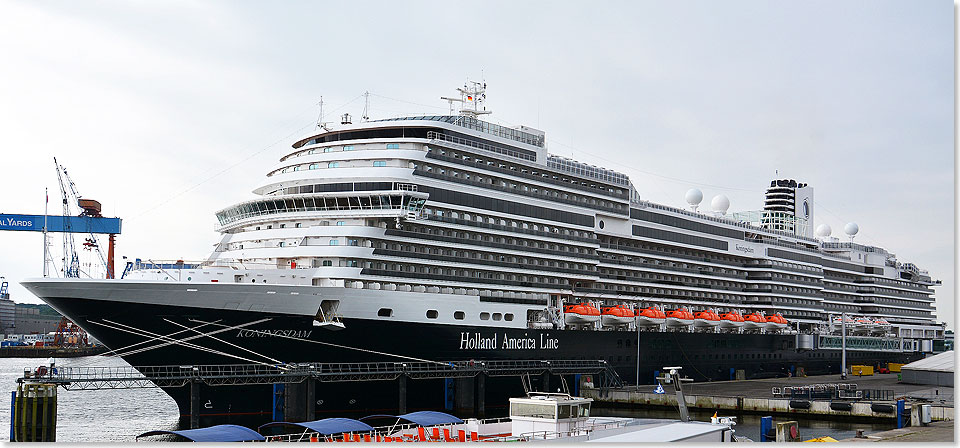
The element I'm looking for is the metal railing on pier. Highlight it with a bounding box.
[19,359,620,391]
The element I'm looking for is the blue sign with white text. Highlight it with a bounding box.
[0,214,121,234]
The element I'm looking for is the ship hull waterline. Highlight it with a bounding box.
[30,293,924,425]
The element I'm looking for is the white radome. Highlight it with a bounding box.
[710,195,730,215]
[844,222,859,236]
[685,188,703,206]
[816,224,832,237]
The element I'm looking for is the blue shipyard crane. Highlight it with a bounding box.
[0,160,122,278]
[54,158,111,278]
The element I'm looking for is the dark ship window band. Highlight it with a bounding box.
[371,248,594,277]
[414,168,627,215]
[359,268,549,305]
[631,225,728,251]
[295,126,538,161]
[280,182,395,195]
[417,186,595,227]
[385,229,600,261]
[630,209,745,239]
[425,151,628,200]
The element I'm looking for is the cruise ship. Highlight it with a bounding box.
[23,82,945,423]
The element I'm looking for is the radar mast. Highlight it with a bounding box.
[441,79,490,118]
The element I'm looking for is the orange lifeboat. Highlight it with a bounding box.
[743,312,765,330]
[563,303,601,325]
[718,311,745,329]
[601,305,635,326]
[693,309,721,329]
[635,306,666,327]
[764,313,789,331]
[665,307,694,328]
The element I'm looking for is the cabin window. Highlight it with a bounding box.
[426,310,438,319]
[510,402,555,419]
[493,313,503,321]
[322,260,332,266]
[454,311,465,320]
[505,313,514,321]
[378,308,393,317]
[343,145,354,151]
[329,240,339,246]
[386,143,400,149]
[327,162,339,168]
[373,161,387,167]
[480,312,490,321]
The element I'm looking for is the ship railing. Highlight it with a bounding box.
[635,201,821,244]
[483,419,636,442]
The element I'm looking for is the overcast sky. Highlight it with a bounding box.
[0,1,953,329]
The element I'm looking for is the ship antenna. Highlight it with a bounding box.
[316,97,331,131]
[440,79,491,119]
[361,91,370,122]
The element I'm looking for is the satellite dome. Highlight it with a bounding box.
[844,222,859,237]
[685,188,703,206]
[815,224,832,237]
[710,194,730,215]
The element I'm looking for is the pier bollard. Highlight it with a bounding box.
[759,416,772,442]
[12,383,57,442]
[896,399,905,428]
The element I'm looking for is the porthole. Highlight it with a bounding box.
[426,310,438,319]
[454,311,465,320]
[480,312,490,321]
[599,220,605,229]
[493,313,503,321]
[505,313,514,321]
[378,308,393,317]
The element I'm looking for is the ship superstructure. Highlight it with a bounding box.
[22,82,945,422]
[202,83,940,338]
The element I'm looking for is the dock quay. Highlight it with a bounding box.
[16,359,622,431]
[584,373,953,422]
[840,420,954,442]
[0,345,107,358]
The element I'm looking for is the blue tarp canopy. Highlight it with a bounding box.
[258,417,374,435]
[360,411,463,427]
[137,424,265,442]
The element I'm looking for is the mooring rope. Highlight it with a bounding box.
[188,318,448,366]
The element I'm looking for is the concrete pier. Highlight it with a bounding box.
[840,420,954,442]
[585,373,953,422]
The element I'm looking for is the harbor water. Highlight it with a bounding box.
[1,356,178,442]
[2,356,894,442]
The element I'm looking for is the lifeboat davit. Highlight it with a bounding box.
[832,315,856,327]
[693,309,721,329]
[872,319,891,334]
[764,313,789,331]
[718,311,745,329]
[665,307,695,328]
[855,317,874,327]
[635,307,666,327]
[743,312,765,330]
[563,303,600,325]
[601,305,635,326]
